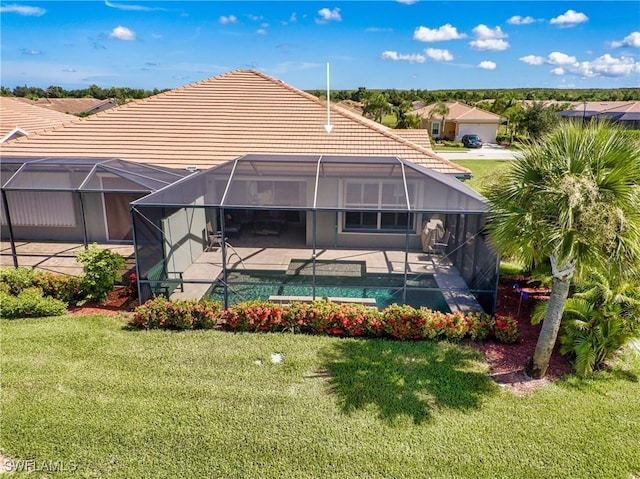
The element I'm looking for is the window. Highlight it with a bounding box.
[343,181,415,233]
[431,121,440,137]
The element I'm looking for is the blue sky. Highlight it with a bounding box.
[1,1,639,91]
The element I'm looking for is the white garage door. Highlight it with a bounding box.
[456,124,498,143]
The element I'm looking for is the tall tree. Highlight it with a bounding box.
[486,121,640,378]
[428,101,450,138]
[362,92,391,123]
[394,101,421,129]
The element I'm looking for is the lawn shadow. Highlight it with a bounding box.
[320,338,498,425]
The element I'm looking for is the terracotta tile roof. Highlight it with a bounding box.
[0,97,77,139]
[416,101,502,123]
[564,101,640,114]
[0,70,469,175]
[12,97,117,115]
[392,129,433,149]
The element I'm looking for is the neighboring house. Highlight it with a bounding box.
[560,101,640,129]
[13,97,118,116]
[415,101,503,143]
[0,97,77,142]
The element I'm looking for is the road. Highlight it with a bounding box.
[436,144,522,161]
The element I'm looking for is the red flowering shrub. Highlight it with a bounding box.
[492,314,520,343]
[32,271,84,305]
[283,300,381,337]
[465,311,495,341]
[381,304,426,340]
[127,273,138,298]
[220,300,285,332]
[129,297,221,330]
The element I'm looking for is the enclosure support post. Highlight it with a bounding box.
[130,207,143,304]
[2,190,18,268]
[402,211,410,304]
[78,192,88,249]
[312,209,317,300]
[219,208,228,309]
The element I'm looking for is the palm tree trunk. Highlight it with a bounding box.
[525,258,575,379]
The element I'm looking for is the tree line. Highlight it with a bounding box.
[0,84,168,104]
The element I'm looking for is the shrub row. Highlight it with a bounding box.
[0,267,84,305]
[0,287,67,319]
[129,297,520,343]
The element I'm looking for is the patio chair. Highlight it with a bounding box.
[205,221,225,251]
[431,230,451,255]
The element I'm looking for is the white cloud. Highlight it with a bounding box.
[507,15,535,25]
[520,55,545,65]
[473,24,507,40]
[219,15,237,25]
[470,39,509,51]
[547,51,577,66]
[108,26,136,40]
[478,61,496,70]
[550,9,588,27]
[256,29,267,35]
[0,4,45,15]
[381,51,426,63]
[413,24,466,42]
[551,67,565,75]
[397,0,418,4]
[248,14,263,21]
[104,1,163,12]
[21,48,42,55]
[316,7,341,24]
[574,54,640,78]
[425,48,453,61]
[289,13,297,23]
[366,27,393,33]
[610,31,640,48]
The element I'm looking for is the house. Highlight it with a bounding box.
[0,70,498,313]
[560,101,640,129]
[1,70,471,243]
[0,97,77,142]
[415,101,503,143]
[13,97,118,116]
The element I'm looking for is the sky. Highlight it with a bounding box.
[1,1,639,91]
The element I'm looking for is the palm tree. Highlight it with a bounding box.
[486,121,640,378]
[428,101,449,139]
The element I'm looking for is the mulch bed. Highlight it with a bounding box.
[68,277,572,393]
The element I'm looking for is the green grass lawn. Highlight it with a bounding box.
[453,160,511,193]
[2,315,639,478]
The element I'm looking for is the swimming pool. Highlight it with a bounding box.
[208,268,450,312]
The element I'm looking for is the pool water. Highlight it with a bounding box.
[209,269,450,312]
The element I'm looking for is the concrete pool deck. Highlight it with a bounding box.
[171,246,484,313]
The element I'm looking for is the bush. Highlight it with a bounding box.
[32,271,84,304]
[288,300,380,337]
[221,300,286,332]
[492,314,520,343]
[76,244,125,304]
[465,312,495,341]
[0,287,67,319]
[129,296,222,330]
[0,267,35,295]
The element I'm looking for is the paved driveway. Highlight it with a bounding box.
[436,144,521,161]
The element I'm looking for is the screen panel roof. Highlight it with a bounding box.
[1,157,188,192]
[135,154,487,212]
